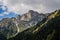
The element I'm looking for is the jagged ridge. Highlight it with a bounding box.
[9,9,60,40]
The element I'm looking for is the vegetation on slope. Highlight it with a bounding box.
[9,9,60,40]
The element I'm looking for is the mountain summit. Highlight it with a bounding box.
[9,9,60,40]
[0,10,47,39]
[20,10,46,27]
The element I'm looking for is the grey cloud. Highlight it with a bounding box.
[6,0,60,14]
[22,0,60,13]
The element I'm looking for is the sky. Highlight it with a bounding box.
[0,0,60,19]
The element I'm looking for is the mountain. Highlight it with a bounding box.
[9,9,60,40]
[20,10,47,27]
[0,10,47,39]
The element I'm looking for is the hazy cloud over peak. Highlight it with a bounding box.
[0,0,60,15]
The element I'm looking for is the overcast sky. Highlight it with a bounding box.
[1,0,60,14]
[0,0,60,19]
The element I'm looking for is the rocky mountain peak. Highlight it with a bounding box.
[0,10,48,39]
[20,10,42,21]
[28,10,39,15]
[16,15,21,20]
[9,9,60,40]
[20,13,31,21]
[28,10,34,13]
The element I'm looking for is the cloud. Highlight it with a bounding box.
[1,0,47,14]
[0,0,60,15]
[0,12,9,16]
[0,4,9,16]
[0,14,4,16]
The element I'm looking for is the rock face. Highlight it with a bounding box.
[21,10,45,21]
[9,9,60,40]
[0,10,47,39]
[21,13,31,21]
[0,18,18,39]
[20,10,46,27]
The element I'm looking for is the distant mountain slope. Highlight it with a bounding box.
[0,10,47,39]
[20,10,47,27]
[9,9,60,40]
